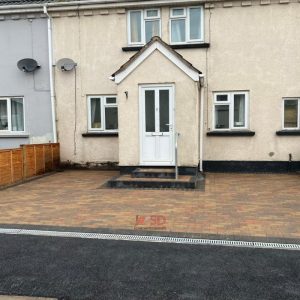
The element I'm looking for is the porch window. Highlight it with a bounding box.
[283,98,299,129]
[170,6,203,44]
[88,96,118,132]
[128,9,161,45]
[213,92,249,130]
[0,97,24,132]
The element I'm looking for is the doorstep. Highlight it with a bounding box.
[105,167,205,190]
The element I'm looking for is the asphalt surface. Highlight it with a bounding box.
[0,234,299,300]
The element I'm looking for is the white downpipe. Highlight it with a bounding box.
[44,5,57,143]
[199,74,205,173]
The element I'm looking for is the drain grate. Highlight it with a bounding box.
[0,228,299,251]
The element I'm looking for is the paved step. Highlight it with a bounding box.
[132,168,176,179]
[106,174,205,190]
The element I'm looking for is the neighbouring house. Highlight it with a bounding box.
[1,0,300,172]
[0,0,55,149]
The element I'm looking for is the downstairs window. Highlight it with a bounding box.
[0,97,24,132]
[87,96,118,132]
[213,91,249,130]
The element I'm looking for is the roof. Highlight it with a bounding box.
[0,0,53,5]
[111,36,202,84]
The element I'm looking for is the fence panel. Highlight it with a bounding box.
[0,143,60,187]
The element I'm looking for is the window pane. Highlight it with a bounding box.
[172,8,185,16]
[130,11,142,43]
[11,98,24,131]
[215,105,229,129]
[171,19,186,43]
[106,97,117,104]
[145,90,155,132]
[234,94,245,127]
[105,107,118,130]
[146,9,158,18]
[159,90,169,133]
[0,100,8,130]
[284,100,298,128]
[189,7,201,40]
[90,98,101,129]
[145,20,160,42]
[216,94,228,102]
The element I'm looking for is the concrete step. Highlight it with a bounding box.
[132,168,176,179]
[106,174,205,190]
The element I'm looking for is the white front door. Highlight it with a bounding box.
[140,85,175,166]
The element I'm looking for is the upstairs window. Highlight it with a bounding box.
[170,6,203,44]
[283,98,300,129]
[128,9,161,45]
[88,96,118,132]
[0,97,24,132]
[213,92,249,130]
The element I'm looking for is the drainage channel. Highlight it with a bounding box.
[0,228,299,251]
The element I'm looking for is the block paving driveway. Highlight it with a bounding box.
[0,170,299,239]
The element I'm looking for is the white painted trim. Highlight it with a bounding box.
[114,40,200,84]
[282,98,300,130]
[212,91,249,131]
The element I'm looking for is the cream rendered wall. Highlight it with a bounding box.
[117,50,199,167]
[52,10,132,164]
[203,2,300,162]
[52,2,300,166]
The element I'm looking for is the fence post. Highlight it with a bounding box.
[43,145,46,172]
[10,150,13,183]
[22,145,26,180]
[34,145,37,176]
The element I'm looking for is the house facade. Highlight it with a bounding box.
[0,1,55,149]
[1,0,300,172]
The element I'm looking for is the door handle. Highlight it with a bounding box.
[151,133,163,136]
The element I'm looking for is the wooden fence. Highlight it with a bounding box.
[0,143,60,187]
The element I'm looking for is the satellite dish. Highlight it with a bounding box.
[17,58,40,72]
[56,58,77,71]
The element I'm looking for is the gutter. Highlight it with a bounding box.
[44,4,57,143]
[0,0,205,14]
[199,74,205,173]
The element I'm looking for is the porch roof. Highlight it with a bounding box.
[110,36,202,84]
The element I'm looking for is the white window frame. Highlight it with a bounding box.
[170,6,204,45]
[0,96,25,133]
[212,91,249,131]
[282,98,300,130]
[87,95,118,132]
[127,8,161,45]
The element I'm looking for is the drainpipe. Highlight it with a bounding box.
[44,4,57,143]
[199,74,205,173]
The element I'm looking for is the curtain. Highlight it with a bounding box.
[0,100,8,130]
[11,98,24,131]
[145,20,159,43]
[90,98,101,128]
[234,95,245,126]
[171,19,185,43]
[130,11,142,43]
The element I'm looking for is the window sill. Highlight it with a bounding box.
[122,43,210,52]
[276,130,300,136]
[207,131,255,136]
[0,133,29,138]
[82,132,118,137]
